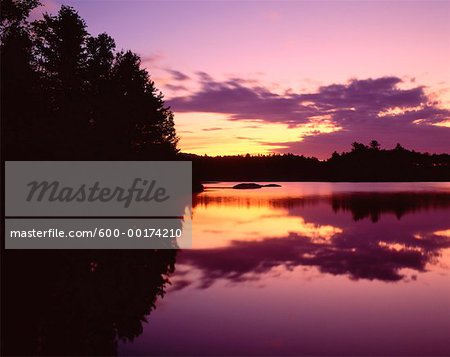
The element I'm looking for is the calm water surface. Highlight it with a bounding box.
[120,182,450,356]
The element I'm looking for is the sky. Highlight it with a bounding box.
[34,0,450,158]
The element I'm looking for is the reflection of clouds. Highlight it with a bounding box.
[181,192,450,288]
[179,229,450,289]
[378,241,423,253]
[192,199,342,248]
[434,229,450,238]
[296,219,342,243]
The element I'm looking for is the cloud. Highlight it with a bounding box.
[236,136,260,140]
[202,127,223,131]
[168,73,450,156]
[166,69,190,81]
[195,71,214,82]
[169,75,443,125]
[243,125,262,129]
[165,84,187,91]
[140,53,165,67]
[169,76,309,125]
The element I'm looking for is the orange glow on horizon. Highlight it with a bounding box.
[192,192,343,249]
[434,229,450,238]
[433,120,450,128]
[175,112,341,156]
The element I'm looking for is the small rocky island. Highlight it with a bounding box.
[233,183,282,189]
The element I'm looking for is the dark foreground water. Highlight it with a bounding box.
[3,183,450,356]
[120,182,450,356]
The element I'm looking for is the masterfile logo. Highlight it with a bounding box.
[5,161,191,216]
[5,161,192,249]
[26,178,171,208]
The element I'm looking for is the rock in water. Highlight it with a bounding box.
[233,183,262,189]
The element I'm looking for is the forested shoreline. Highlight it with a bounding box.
[183,141,450,182]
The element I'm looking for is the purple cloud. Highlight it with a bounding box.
[168,74,450,156]
[166,69,190,81]
[169,77,309,125]
[141,53,165,65]
[165,84,187,91]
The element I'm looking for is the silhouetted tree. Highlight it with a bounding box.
[351,142,368,152]
[183,141,449,182]
[31,5,89,154]
[1,0,41,156]
[1,1,178,160]
[0,0,39,33]
[107,50,178,159]
[1,3,184,355]
[331,151,340,160]
[370,140,380,150]
[86,33,115,79]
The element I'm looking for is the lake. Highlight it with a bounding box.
[120,182,450,356]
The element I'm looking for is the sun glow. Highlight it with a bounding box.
[377,106,423,118]
[192,194,343,249]
[433,120,450,128]
[175,112,341,156]
[434,229,450,238]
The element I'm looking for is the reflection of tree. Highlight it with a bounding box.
[330,192,450,222]
[182,192,450,287]
[194,191,450,222]
[193,194,321,210]
[2,250,177,355]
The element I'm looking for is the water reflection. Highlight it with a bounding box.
[4,183,450,356]
[181,188,450,287]
[194,191,450,222]
[120,183,450,356]
[179,228,449,286]
[2,250,177,356]
[330,192,450,222]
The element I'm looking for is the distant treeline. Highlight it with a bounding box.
[182,141,450,182]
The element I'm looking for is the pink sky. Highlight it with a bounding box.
[37,0,450,158]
